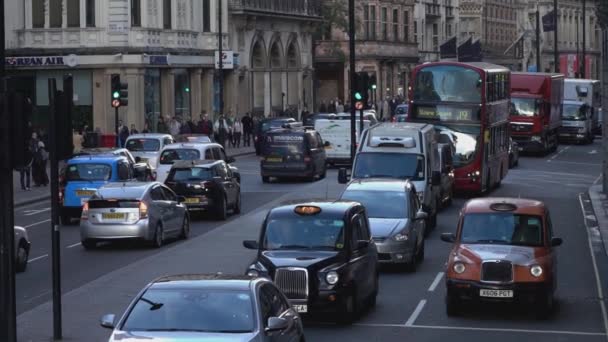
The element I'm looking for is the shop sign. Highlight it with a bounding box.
[149,55,169,65]
[215,51,234,69]
[6,54,79,67]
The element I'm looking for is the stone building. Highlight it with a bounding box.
[228,0,321,118]
[314,0,418,114]
[414,0,460,62]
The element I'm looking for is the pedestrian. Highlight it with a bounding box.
[33,141,49,187]
[179,118,192,134]
[319,100,327,113]
[241,112,253,147]
[233,118,243,148]
[169,116,181,136]
[336,100,345,113]
[130,124,139,135]
[19,134,36,191]
[198,112,213,137]
[226,112,235,147]
[118,120,130,147]
[73,129,84,153]
[142,122,151,133]
[214,114,229,148]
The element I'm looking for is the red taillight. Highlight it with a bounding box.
[59,188,65,203]
[139,202,148,219]
[81,202,89,220]
[304,156,312,163]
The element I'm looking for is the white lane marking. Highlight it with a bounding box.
[590,150,599,154]
[578,193,608,340]
[404,299,426,326]
[66,242,81,249]
[28,254,48,263]
[548,145,571,161]
[547,160,602,166]
[427,272,444,292]
[23,208,51,216]
[24,219,51,228]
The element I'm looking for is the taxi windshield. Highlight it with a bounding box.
[126,139,161,152]
[160,149,201,165]
[340,190,408,218]
[263,217,345,250]
[66,163,112,181]
[460,213,544,247]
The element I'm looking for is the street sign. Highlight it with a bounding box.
[112,99,120,108]
[355,101,363,110]
[215,51,234,69]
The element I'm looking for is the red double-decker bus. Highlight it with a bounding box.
[408,62,510,194]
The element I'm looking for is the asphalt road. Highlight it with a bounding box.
[14,140,608,342]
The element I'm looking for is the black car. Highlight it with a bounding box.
[260,127,327,183]
[243,200,379,323]
[254,118,297,155]
[165,160,241,220]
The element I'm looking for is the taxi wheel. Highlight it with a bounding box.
[234,192,242,215]
[60,213,72,226]
[368,273,379,308]
[216,197,228,221]
[152,224,164,248]
[417,241,425,262]
[15,243,28,273]
[320,167,327,179]
[338,294,357,324]
[81,240,97,250]
[180,215,190,240]
[536,293,555,319]
[446,294,461,317]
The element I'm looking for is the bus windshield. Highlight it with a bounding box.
[434,125,480,168]
[414,65,482,103]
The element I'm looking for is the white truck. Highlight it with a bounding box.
[560,79,602,142]
[338,122,441,229]
[314,118,371,165]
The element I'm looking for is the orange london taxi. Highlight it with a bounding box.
[440,198,562,317]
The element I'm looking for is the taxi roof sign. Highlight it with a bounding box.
[294,206,322,215]
[489,202,517,212]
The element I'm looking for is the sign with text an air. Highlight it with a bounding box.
[215,51,234,69]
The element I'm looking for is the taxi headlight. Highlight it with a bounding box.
[530,265,543,277]
[453,262,466,274]
[416,192,424,202]
[246,269,260,277]
[393,231,409,241]
[326,271,339,285]
[531,135,542,142]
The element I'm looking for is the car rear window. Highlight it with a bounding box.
[160,149,201,165]
[262,134,305,156]
[126,139,161,152]
[168,167,214,181]
[66,164,112,181]
[88,200,140,209]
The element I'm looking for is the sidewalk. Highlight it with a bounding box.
[588,185,608,256]
[11,145,255,208]
[16,177,343,341]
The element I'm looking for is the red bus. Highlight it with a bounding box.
[408,62,510,194]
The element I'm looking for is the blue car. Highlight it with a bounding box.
[60,155,137,224]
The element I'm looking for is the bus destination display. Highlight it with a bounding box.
[413,105,480,122]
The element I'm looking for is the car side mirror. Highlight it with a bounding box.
[135,156,142,163]
[324,141,331,147]
[227,156,236,164]
[243,240,259,250]
[551,237,563,247]
[234,172,241,183]
[431,171,441,186]
[356,240,370,249]
[100,314,116,329]
[177,196,186,204]
[440,233,456,243]
[338,168,350,184]
[415,211,428,221]
[265,317,289,333]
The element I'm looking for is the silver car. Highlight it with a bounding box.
[80,182,189,249]
[101,274,305,342]
[339,178,427,271]
[15,226,31,272]
[125,134,175,171]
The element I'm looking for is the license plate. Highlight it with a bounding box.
[293,305,308,313]
[80,197,89,205]
[479,289,513,298]
[76,190,95,196]
[266,157,282,162]
[102,213,126,220]
[518,147,523,151]
[185,198,200,204]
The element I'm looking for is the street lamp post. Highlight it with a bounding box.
[348,0,356,163]
[218,0,224,116]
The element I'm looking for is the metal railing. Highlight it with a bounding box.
[229,0,321,17]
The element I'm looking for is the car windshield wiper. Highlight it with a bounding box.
[471,239,509,244]
[142,328,211,332]
[275,245,311,250]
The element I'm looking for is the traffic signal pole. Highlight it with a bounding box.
[348,0,356,163]
[0,0,18,340]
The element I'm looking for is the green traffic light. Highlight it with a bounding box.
[371,84,377,90]
[185,87,190,93]
[355,92,362,100]
[113,91,120,99]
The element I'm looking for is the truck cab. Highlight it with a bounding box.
[338,122,441,229]
[561,79,602,142]
[559,100,594,143]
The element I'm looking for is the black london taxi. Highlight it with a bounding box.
[165,160,241,220]
[260,127,327,183]
[243,200,379,323]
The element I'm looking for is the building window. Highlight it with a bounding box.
[432,23,439,51]
[32,0,45,28]
[49,0,62,28]
[366,5,376,40]
[414,20,418,43]
[174,69,191,120]
[86,0,96,27]
[67,0,80,27]
[446,23,452,37]
[163,0,172,29]
[144,69,162,132]
[364,5,370,39]
[131,0,141,27]
[403,11,409,42]
[381,7,388,40]
[393,9,399,41]
[202,0,211,32]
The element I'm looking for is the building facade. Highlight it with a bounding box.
[458,0,519,68]
[228,0,321,118]
[314,0,418,115]
[5,0,228,134]
[414,0,460,62]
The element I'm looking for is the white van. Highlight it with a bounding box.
[563,79,602,138]
[156,143,234,183]
[125,134,175,171]
[339,122,441,228]
[314,119,370,165]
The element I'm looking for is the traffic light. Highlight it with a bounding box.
[111,74,128,108]
[7,92,32,169]
[370,75,377,90]
[54,75,74,160]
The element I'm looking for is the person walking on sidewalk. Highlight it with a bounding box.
[214,114,229,148]
[33,141,49,187]
[233,118,243,148]
[241,113,253,147]
[19,135,36,191]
